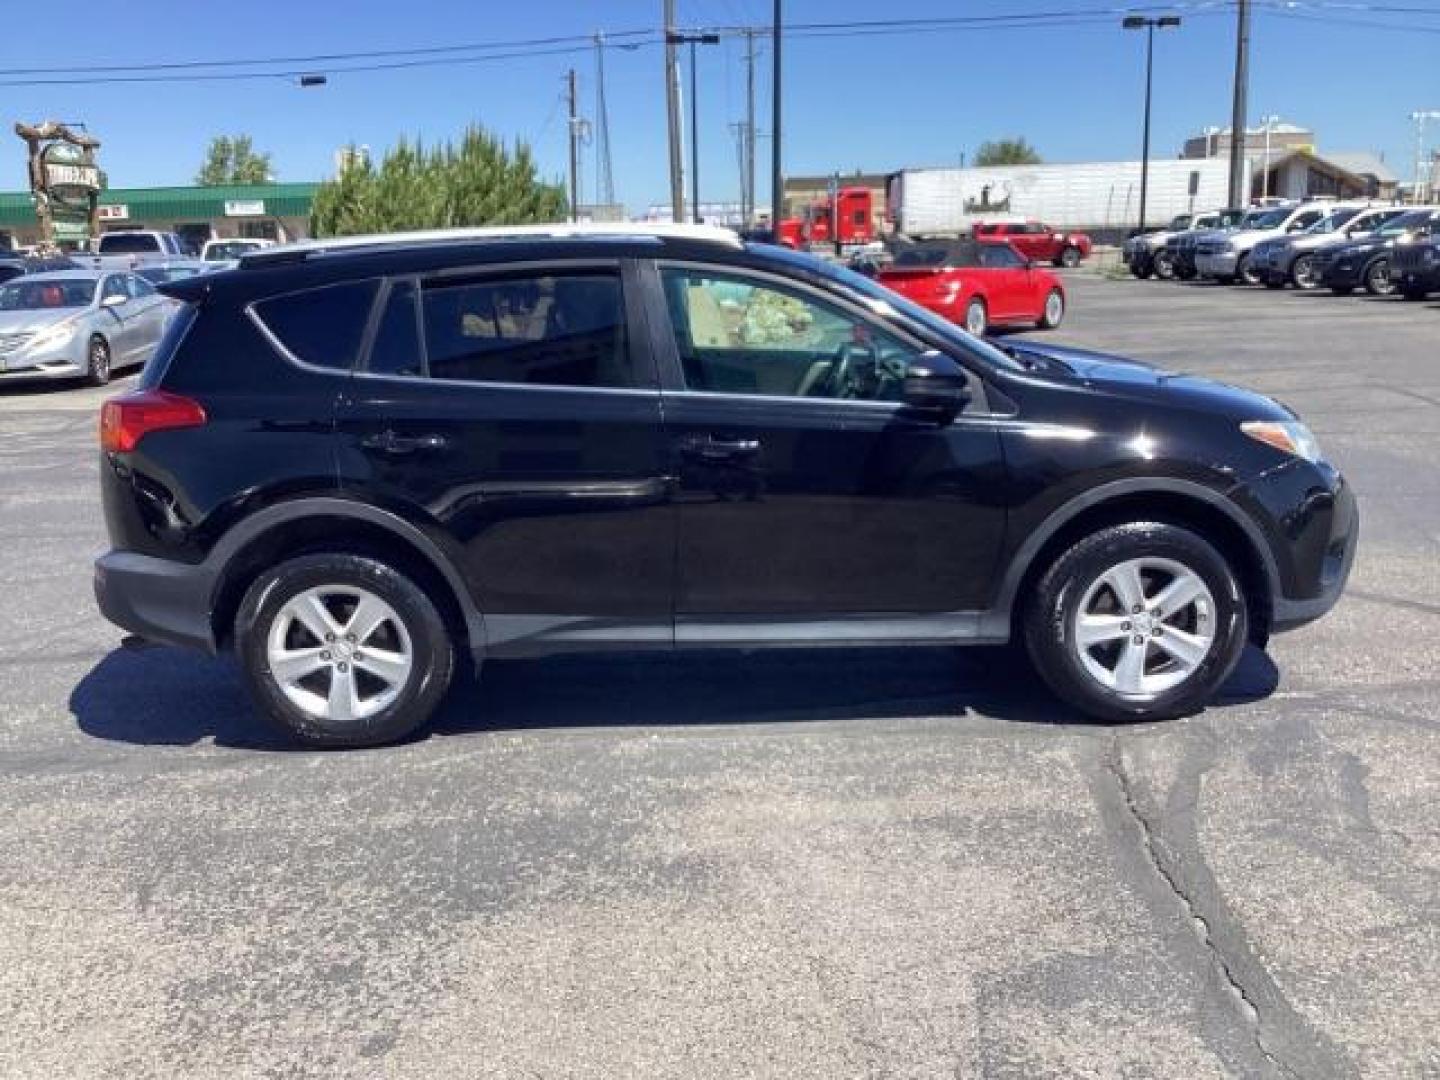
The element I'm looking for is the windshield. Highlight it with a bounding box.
[0,279,96,310]
[753,244,1024,372]
[1378,211,1438,237]
[203,241,258,261]
[1249,209,1290,229]
[1307,209,1360,234]
[139,266,202,284]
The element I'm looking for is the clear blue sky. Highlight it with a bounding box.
[2,0,1436,210]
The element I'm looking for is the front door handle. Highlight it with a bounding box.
[679,435,762,463]
[360,430,449,456]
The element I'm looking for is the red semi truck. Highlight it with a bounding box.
[776,186,875,250]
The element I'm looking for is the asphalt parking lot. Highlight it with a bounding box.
[2,273,1436,1079]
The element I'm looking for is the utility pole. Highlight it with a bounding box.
[566,69,580,223]
[593,34,616,210]
[770,0,783,231]
[1227,0,1251,207]
[743,28,758,227]
[664,0,684,222]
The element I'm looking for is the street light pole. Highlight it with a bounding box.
[1259,114,1280,201]
[667,30,720,225]
[1123,15,1181,233]
[771,0,783,234]
[1411,111,1440,205]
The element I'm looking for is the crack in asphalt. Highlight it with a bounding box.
[1343,589,1440,618]
[1103,734,1357,1080]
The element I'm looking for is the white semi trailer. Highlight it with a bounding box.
[886,158,1239,237]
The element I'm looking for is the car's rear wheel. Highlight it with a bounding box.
[1023,522,1248,723]
[84,336,111,387]
[1152,250,1176,279]
[1038,288,1065,330]
[1291,254,1319,290]
[1057,246,1081,269]
[236,553,455,748]
[1364,257,1394,296]
[963,297,988,336]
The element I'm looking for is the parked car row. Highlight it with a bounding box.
[1124,200,1440,300]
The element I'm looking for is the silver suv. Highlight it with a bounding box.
[1251,205,1407,290]
[1123,210,1230,280]
[1194,202,1334,285]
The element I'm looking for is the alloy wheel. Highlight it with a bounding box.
[1292,255,1318,290]
[266,585,414,725]
[1072,557,1216,697]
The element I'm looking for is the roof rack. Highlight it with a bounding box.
[240,221,743,267]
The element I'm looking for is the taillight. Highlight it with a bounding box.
[99,390,206,453]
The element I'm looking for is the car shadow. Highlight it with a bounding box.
[70,640,1280,751]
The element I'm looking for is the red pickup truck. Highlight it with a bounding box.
[973,220,1092,268]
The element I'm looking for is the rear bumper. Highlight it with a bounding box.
[93,550,218,653]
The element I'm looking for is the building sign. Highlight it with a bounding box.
[224,199,266,217]
[15,120,102,249]
[97,203,129,221]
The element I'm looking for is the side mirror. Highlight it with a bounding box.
[902,351,972,423]
[102,293,127,308]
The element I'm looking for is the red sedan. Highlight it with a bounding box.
[876,240,1066,336]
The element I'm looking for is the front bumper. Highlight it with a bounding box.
[94,550,219,653]
[1195,251,1238,277]
[0,359,87,380]
[1264,470,1360,633]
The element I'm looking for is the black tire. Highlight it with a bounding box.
[84,336,111,387]
[1290,254,1318,290]
[1023,522,1248,723]
[1152,250,1176,280]
[1175,263,1197,282]
[963,296,988,337]
[1401,286,1429,301]
[1130,262,1154,280]
[235,553,455,748]
[1263,277,1285,290]
[1363,257,1394,297]
[1057,246,1081,269]
[1236,254,1261,286]
[1330,285,1354,296]
[1038,288,1065,330]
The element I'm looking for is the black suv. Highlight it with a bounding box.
[94,226,1357,747]
[1391,232,1440,300]
[1314,207,1440,296]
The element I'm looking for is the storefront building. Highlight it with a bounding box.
[0,182,318,252]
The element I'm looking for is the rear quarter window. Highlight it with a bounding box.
[252,280,379,371]
[137,304,199,390]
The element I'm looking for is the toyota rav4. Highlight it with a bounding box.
[94,224,1357,747]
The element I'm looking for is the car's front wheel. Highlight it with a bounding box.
[1057,246,1081,269]
[1152,250,1176,279]
[235,553,455,747]
[1291,254,1319,290]
[1024,523,1248,723]
[1364,257,1394,296]
[84,336,111,387]
[1237,254,1261,286]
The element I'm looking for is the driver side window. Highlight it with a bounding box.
[660,267,920,402]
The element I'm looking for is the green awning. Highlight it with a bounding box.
[0,182,320,228]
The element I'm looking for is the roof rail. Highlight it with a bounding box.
[240,221,743,267]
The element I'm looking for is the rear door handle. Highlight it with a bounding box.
[360,430,449,456]
[679,435,762,463]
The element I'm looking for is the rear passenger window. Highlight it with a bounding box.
[367,280,423,377]
[254,281,378,371]
[419,272,636,388]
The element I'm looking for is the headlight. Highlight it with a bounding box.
[25,320,78,352]
[1241,420,1324,464]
